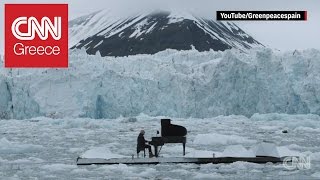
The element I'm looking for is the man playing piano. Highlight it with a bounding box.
[137,130,154,158]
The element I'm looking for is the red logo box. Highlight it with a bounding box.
[5,4,68,68]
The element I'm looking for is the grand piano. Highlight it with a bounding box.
[149,119,187,157]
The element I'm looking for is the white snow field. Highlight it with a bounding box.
[0,48,320,120]
[0,114,319,179]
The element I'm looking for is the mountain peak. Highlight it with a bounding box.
[70,10,263,57]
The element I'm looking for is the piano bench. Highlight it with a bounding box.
[137,149,146,158]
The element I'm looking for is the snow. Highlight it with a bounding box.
[277,146,302,157]
[99,14,147,38]
[186,150,218,158]
[311,152,320,161]
[41,164,77,172]
[251,113,320,129]
[193,133,256,145]
[129,19,149,38]
[93,40,103,49]
[1,48,320,120]
[221,22,235,33]
[81,146,125,159]
[251,142,280,158]
[0,114,319,179]
[167,11,196,24]
[312,172,320,178]
[186,143,304,158]
[294,126,320,133]
[69,9,145,48]
[0,138,43,154]
[146,22,157,33]
[221,145,255,157]
[193,172,223,179]
[0,45,319,178]
[69,10,263,52]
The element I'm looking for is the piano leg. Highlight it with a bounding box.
[183,143,186,156]
[154,145,158,157]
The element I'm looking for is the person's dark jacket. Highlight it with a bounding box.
[137,133,146,151]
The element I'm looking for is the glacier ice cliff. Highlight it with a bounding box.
[0,48,319,119]
[0,75,12,119]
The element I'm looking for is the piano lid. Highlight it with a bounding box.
[161,119,187,137]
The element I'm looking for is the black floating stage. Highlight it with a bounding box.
[76,157,285,165]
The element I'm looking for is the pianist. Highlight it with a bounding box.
[137,130,154,158]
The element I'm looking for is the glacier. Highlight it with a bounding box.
[0,48,319,119]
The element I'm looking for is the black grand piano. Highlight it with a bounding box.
[149,119,187,157]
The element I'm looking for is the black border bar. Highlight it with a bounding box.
[217,11,307,21]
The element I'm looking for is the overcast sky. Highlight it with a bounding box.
[1,0,320,52]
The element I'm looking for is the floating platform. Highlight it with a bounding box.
[77,157,285,165]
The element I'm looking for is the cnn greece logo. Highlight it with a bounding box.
[5,4,68,68]
[12,17,62,56]
[283,156,311,170]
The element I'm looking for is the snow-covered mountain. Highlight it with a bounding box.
[70,10,263,56]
